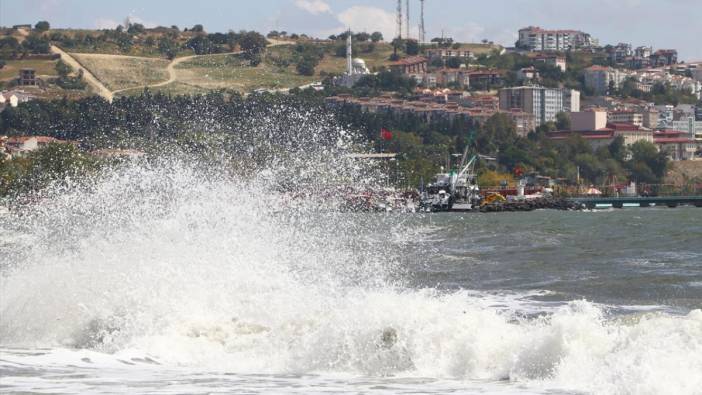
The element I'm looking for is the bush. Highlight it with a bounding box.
[34,21,50,32]
[296,57,317,76]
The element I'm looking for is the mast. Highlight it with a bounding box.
[419,0,426,43]
[405,0,410,39]
[397,0,402,39]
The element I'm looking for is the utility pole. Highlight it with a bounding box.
[397,0,402,39]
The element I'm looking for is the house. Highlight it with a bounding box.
[425,46,474,61]
[18,69,37,86]
[516,67,539,82]
[388,56,428,74]
[3,136,74,157]
[533,54,567,72]
[0,90,37,109]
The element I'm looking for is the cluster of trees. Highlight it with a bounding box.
[54,60,86,90]
[0,34,51,58]
[328,31,384,43]
[0,83,671,191]
[45,22,268,60]
[0,142,98,197]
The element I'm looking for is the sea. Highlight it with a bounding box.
[1,160,701,395]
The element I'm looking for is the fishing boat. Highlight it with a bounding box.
[419,148,481,212]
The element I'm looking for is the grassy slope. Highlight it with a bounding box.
[71,53,169,91]
[171,52,315,93]
[0,59,58,81]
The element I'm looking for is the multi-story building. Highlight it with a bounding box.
[18,69,36,86]
[654,130,697,161]
[634,46,652,58]
[608,43,632,65]
[498,86,580,125]
[517,26,596,51]
[583,66,629,95]
[608,110,644,127]
[650,49,678,66]
[642,110,659,129]
[388,56,428,74]
[425,46,475,61]
[669,117,702,142]
[608,122,654,146]
[570,110,608,131]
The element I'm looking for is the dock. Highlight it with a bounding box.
[568,196,702,209]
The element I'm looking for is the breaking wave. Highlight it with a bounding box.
[1,111,701,394]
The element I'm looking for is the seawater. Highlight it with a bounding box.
[1,160,701,395]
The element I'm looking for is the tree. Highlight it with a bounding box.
[34,21,50,32]
[239,31,267,60]
[555,112,571,130]
[127,23,145,35]
[185,35,214,55]
[296,58,316,76]
[445,57,462,69]
[21,34,50,54]
[55,59,71,77]
[405,39,419,55]
[628,140,668,182]
[191,24,204,33]
[354,32,370,42]
[158,37,179,59]
[370,32,383,42]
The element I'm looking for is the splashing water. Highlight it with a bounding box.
[1,111,701,394]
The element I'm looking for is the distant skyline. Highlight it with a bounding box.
[2,0,701,61]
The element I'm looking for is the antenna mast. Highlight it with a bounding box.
[405,0,410,39]
[396,0,402,39]
[420,0,426,43]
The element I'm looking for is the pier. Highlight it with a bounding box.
[568,196,702,209]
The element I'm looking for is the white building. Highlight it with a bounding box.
[499,86,580,125]
[669,117,702,142]
[583,66,629,95]
[518,26,596,51]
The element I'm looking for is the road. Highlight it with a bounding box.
[52,39,295,100]
[50,45,114,102]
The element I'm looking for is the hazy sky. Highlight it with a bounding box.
[2,0,701,61]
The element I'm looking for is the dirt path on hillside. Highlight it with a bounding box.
[51,45,114,102]
[57,40,293,98]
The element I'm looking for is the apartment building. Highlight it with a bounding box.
[608,110,644,127]
[517,26,596,51]
[583,65,629,95]
[498,86,580,125]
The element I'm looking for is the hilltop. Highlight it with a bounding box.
[0,21,502,100]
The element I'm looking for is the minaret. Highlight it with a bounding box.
[346,29,353,75]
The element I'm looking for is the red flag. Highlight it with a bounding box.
[380,128,393,141]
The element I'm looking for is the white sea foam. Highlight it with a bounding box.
[1,153,701,394]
